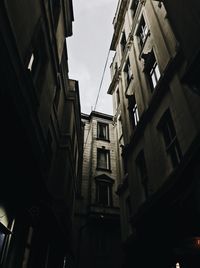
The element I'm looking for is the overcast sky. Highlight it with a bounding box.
[67,0,117,115]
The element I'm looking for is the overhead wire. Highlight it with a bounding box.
[83,49,111,149]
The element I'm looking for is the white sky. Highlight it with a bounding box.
[67,0,117,115]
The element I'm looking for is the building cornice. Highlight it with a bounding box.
[81,111,113,121]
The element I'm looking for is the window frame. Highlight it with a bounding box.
[120,31,127,56]
[136,15,149,50]
[54,73,61,110]
[157,109,182,168]
[130,0,139,16]
[143,50,161,91]
[26,24,48,98]
[97,122,109,141]
[135,150,149,199]
[124,57,133,89]
[97,148,111,171]
[50,0,61,29]
[95,176,114,207]
[128,95,139,129]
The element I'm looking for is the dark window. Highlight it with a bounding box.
[96,182,111,206]
[50,0,61,28]
[54,73,61,109]
[0,230,6,265]
[116,89,120,107]
[126,196,133,233]
[21,226,33,268]
[97,122,109,140]
[120,31,126,55]
[137,15,149,49]
[27,27,48,98]
[143,50,161,91]
[128,95,139,129]
[126,196,132,219]
[136,150,148,199]
[97,148,110,170]
[157,109,182,168]
[131,0,139,16]
[124,58,132,88]
[95,177,113,207]
[46,128,53,168]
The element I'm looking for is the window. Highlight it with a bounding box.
[116,89,120,107]
[157,109,182,168]
[27,27,48,98]
[128,95,139,129]
[136,150,148,199]
[0,230,6,265]
[124,57,133,88]
[97,148,110,170]
[137,15,149,49]
[54,73,61,109]
[46,128,53,168]
[22,226,33,268]
[131,0,139,16]
[95,175,114,207]
[50,0,61,28]
[0,224,10,265]
[120,31,126,55]
[126,196,133,234]
[96,182,111,206]
[97,122,109,141]
[143,50,161,90]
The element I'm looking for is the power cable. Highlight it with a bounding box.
[83,49,111,149]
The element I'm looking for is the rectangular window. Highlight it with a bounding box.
[131,0,139,16]
[54,73,61,110]
[157,109,182,168]
[143,50,161,91]
[124,58,132,88]
[97,148,110,170]
[137,15,149,49]
[136,150,148,199]
[120,31,126,55]
[128,95,139,128]
[126,196,133,234]
[97,122,109,141]
[116,89,120,107]
[96,182,111,206]
[27,26,48,98]
[50,0,61,28]
[0,230,6,265]
[46,128,53,168]
[95,177,113,207]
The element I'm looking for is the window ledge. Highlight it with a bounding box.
[96,138,110,143]
[96,167,112,173]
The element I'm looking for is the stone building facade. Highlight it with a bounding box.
[108,0,200,267]
[75,111,122,268]
[0,1,83,267]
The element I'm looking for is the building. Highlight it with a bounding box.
[154,0,200,96]
[108,0,200,267]
[0,1,83,267]
[74,111,122,268]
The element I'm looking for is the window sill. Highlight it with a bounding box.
[96,167,112,173]
[96,138,110,142]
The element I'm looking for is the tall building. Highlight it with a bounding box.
[154,0,200,95]
[108,0,200,267]
[75,111,122,268]
[0,1,83,267]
